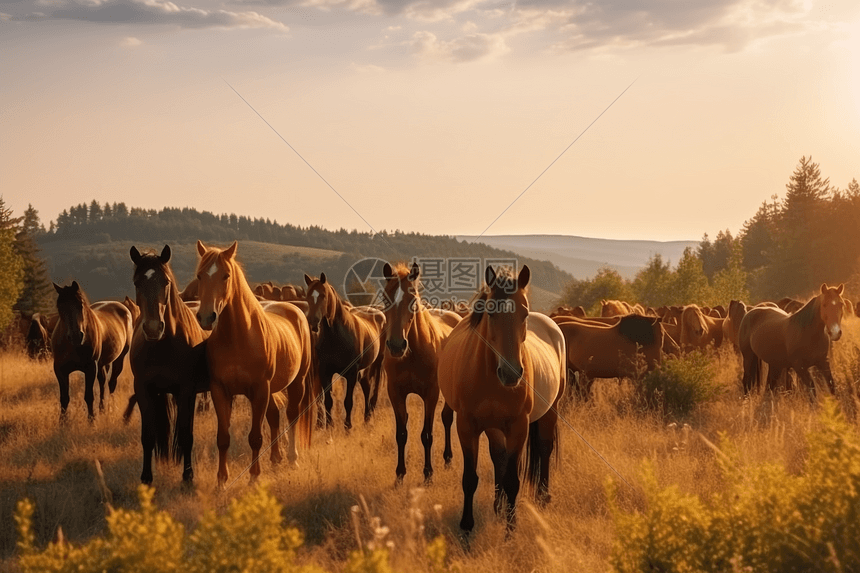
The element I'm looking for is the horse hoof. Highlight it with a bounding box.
[394,475,405,488]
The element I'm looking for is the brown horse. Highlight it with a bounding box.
[775,296,805,314]
[123,296,140,325]
[739,284,845,396]
[52,282,132,420]
[557,314,665,398]
[128,245,211,484]
[304,272,385,430]
[179,277,199,302]
[195,241,317,485]
[680,305,724,352]
[600,299,631,317]
[549,305,586,319]
[25,313,52,360]
[382,262,460,484]
[438,265,565,533]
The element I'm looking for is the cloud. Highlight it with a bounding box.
[119,34,141,44]
[41,0,288,30]
[411,29,508,61]
[351,61,386,71]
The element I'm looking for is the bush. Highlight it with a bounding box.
[641,351,723,420]
[609,399,860,572]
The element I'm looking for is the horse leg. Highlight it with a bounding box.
[210,383,233,487]
[138,391,156,485]
[343,368,358,431]
[247,389,270,483]
[817,359,837,395]
[740,349,758,396]
[441,401,454,467]
[796,367,818,402]
[178,390,196,483]
[385,376,409,483]
[357,369,372,424]
[97,365,108,413]
[421,386,439,484]
[55,365,71,422]
[502,417,529,533]
[367,355,383,419]
[487,428,508,516]
[457,416,481,534]
[265,397,283,466]
[534,410,559,507]
[108,346,129,395]
[83,363,97,422]
[320,366,336,429]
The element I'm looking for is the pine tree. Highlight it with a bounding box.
[0,197,25,331]
[13,205,54,316]
[89,199,102,222]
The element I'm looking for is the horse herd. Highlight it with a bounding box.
[15,241,853,534]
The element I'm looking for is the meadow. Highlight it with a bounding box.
[2,314,860,572]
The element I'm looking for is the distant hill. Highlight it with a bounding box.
[38,204,577,311]
[458,235,699,280]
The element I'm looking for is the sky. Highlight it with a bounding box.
[1,0,859,242]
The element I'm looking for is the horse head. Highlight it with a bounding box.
[382,262,421,358]
[194,240,238,331]
[475,265,530,387]
[53,281,88,345]
[819,283,845,341]
[130,245,172,341]
[304,272,335,334]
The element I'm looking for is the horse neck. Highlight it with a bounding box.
[327,285,350,327]
[80,298,101,344]
[791,295,822,333]
[219,268,264,331]
[409,299,441,348]
[166,280,197,337]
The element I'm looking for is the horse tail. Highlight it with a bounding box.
[296,331,319,448]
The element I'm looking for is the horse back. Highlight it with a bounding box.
[259,303,312,390]
[91,301,133,362]
[524,313,565,422]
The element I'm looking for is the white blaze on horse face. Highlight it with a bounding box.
[144,269,156,280]
[311,290,320,305]
[206,262,218,277]
[394,285,404,305]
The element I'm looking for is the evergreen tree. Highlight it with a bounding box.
[710,242,749,305]
[13,205,54,316]
[0,198,25,331]
[89,199,102,221]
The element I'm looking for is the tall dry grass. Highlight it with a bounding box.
[1,315,859,571]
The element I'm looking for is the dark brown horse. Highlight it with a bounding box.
[556,314,665,398]
[52,281,132,420]
[129,245,210,484]
[739,284,845,396]
[438,265,565,533]
[25,313,52,360]
[303,272,385,430]
[382,262,460,484]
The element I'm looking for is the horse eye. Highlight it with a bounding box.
[223,274,230,281]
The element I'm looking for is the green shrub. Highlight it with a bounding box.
[641,351,723,419]
[609,399,860,572]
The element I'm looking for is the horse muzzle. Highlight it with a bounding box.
[386,339,408,358]
[197,311,217,331]
[827,325,842,341]
[497,364,523,387]
[142,320,165,341]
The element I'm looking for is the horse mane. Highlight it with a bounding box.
[616,314,657,345]
[468,267,528,330]
[793,294,819,328]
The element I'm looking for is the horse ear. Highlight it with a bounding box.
[383,263,393,279]
[836,283,844,295]
[160,245,171,264]
[71,281,80,292]
[224,241,238,260]
[320,272,327,285]
[196,240,207,256]
[485,265,497,287]
[517,265,530,291]
[304,273,313,286]
[130,246,142,264]
[408,262,420,282]
[53,282,62,294]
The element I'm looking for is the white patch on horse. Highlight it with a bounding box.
[144,269,156,280]
[311,290,320,304]
[206,263,218,277]
[394,286,404,305]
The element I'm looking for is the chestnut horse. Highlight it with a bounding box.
[556,314,665,398]
[195,241,317,485]
[129,245,210,484]
[438,265,565,533]
[304,272,386,430]
[52,281,132,420]
[26,313,54,360]
[679,305,724,352]
[739,284,845,396]
[381,262,460,484]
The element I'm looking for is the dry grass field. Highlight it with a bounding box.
[2,315,860,571]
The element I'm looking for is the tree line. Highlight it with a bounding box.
[560,156,860,312]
